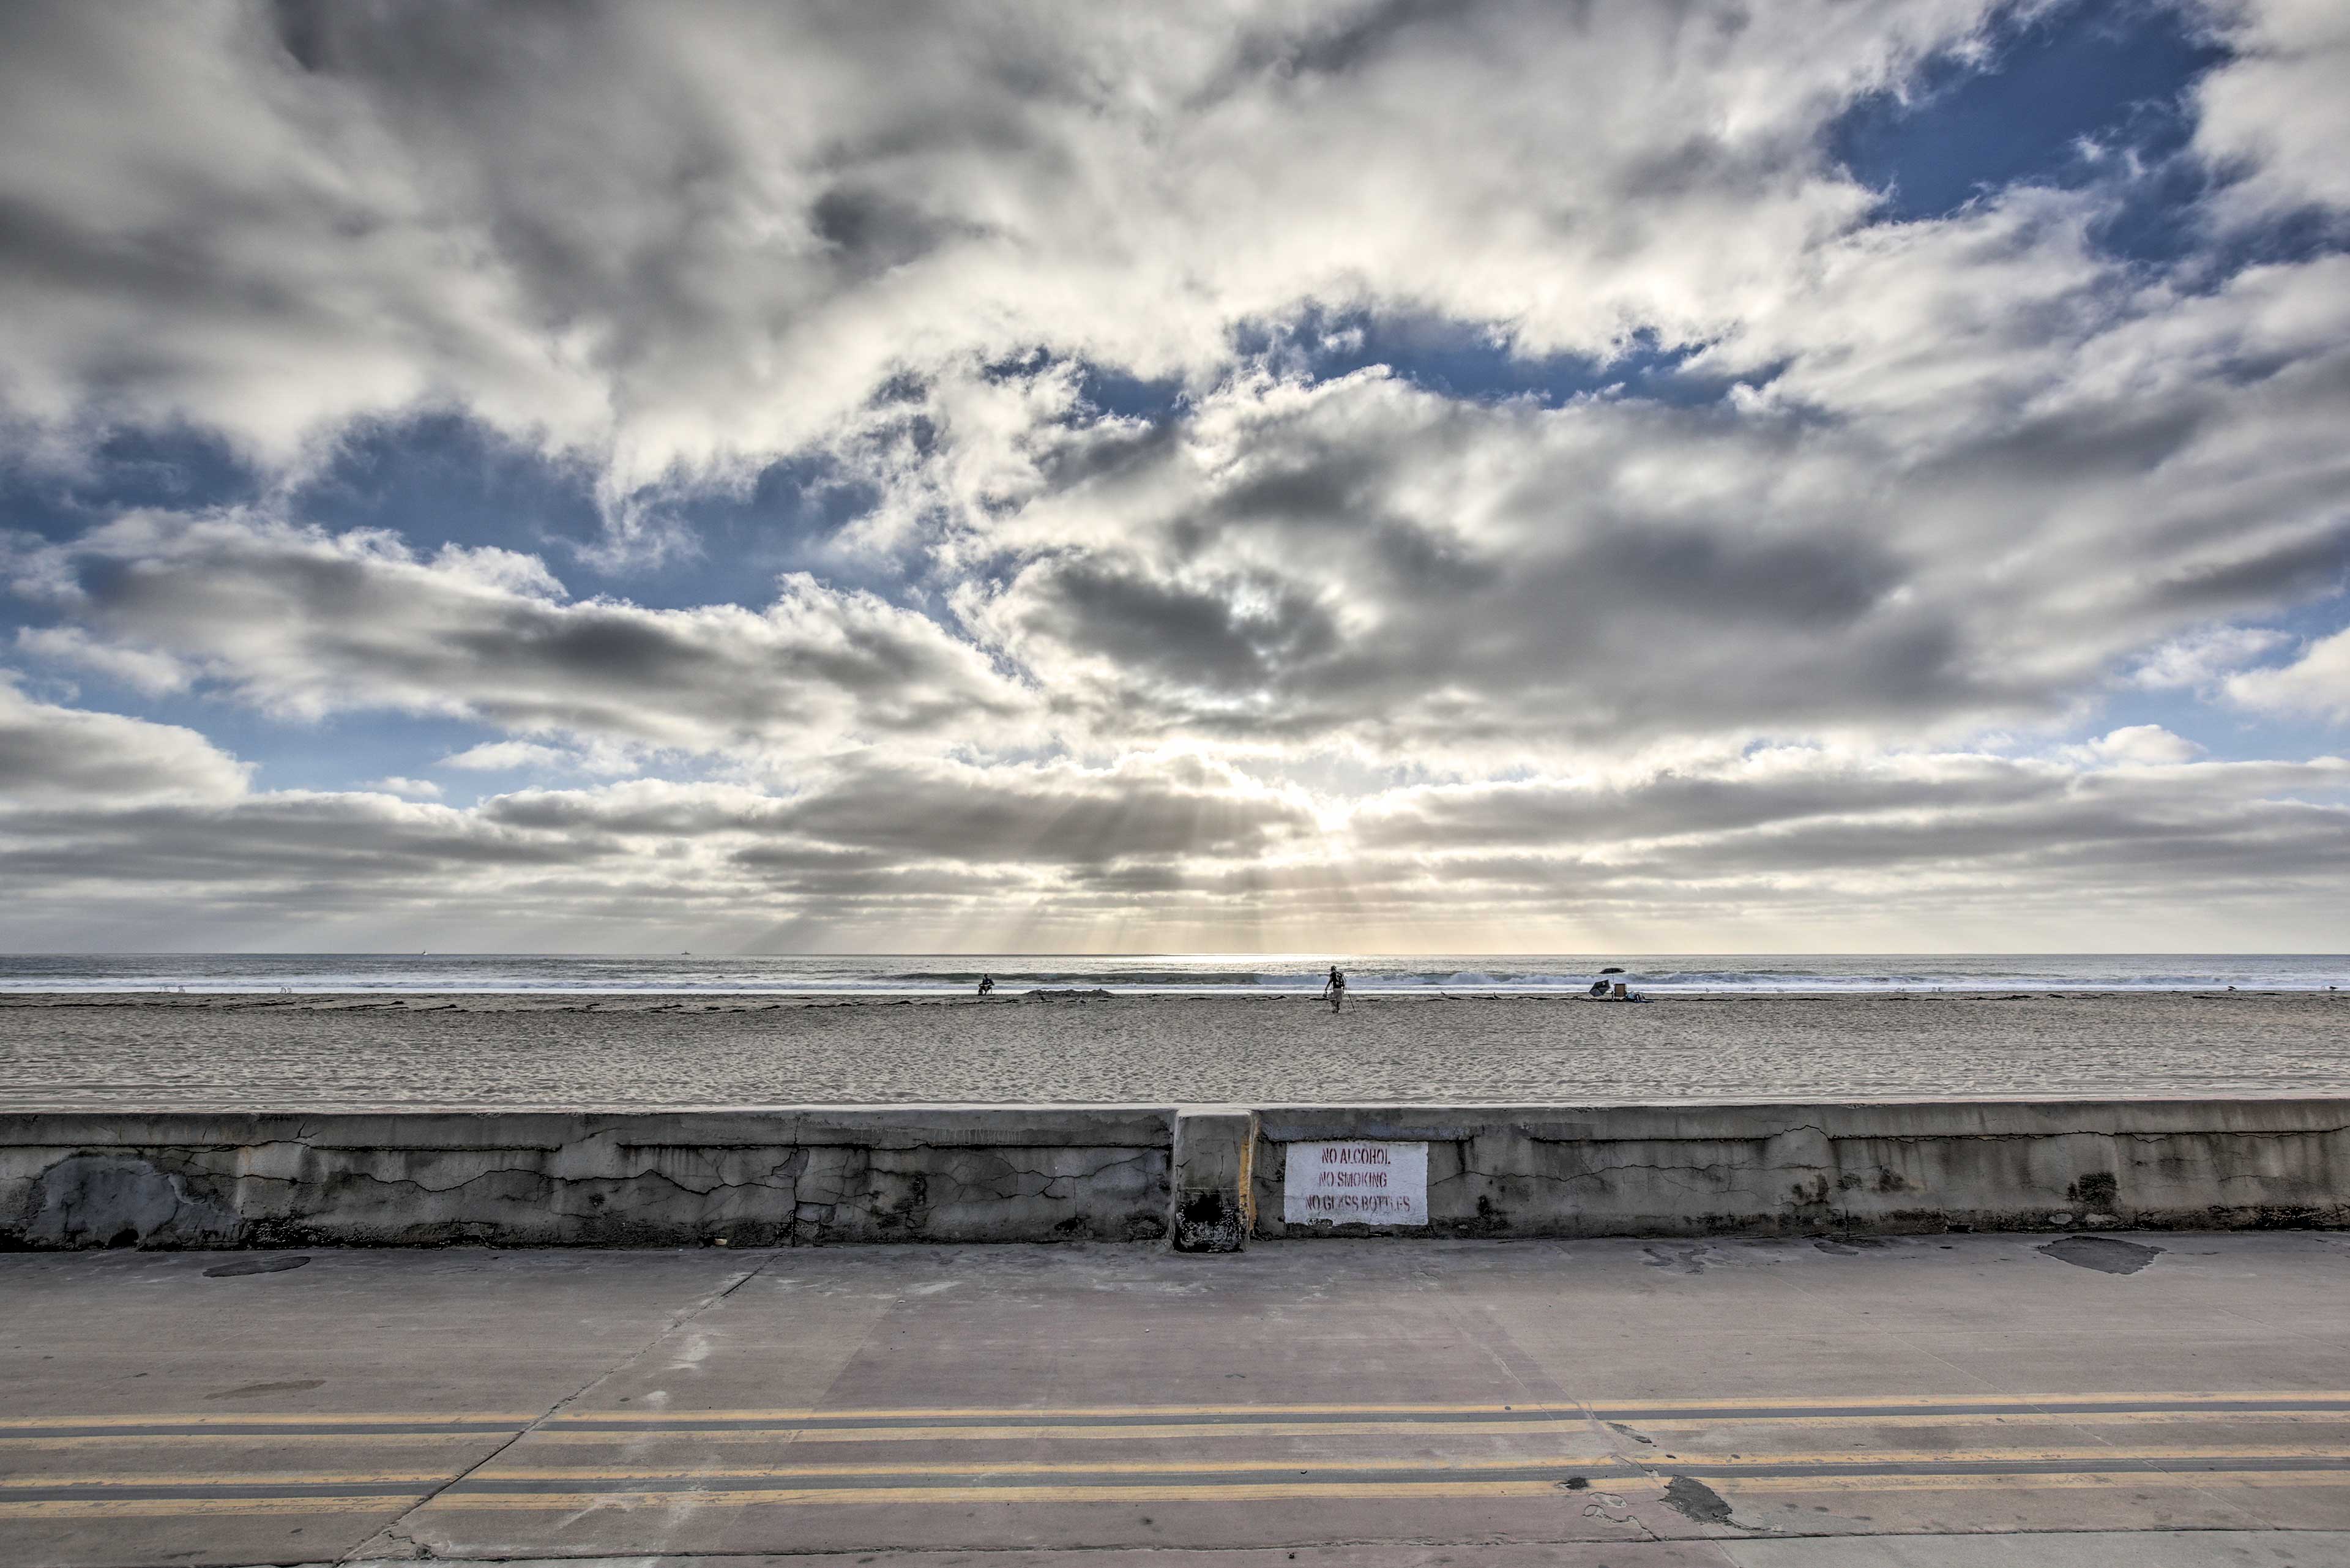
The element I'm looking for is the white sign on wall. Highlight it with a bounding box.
[1283,1140,1428,1226]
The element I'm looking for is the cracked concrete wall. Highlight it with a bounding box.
[1251,1100,2350,1238]
[7,1100,2346,1250]
[0,1108,1174,1250]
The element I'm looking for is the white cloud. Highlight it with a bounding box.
[2227,625,2350,721]
[14,625,191,695]
[2195,0,2350,225]
[0,681,250,806]
[17,510,1035,758]
[0,0,2002,494]
[364,775,442,799]
[2128,625,2292,690]
[2075,725,2206,766]
[442,741,586,773]
[944,231,2350,756]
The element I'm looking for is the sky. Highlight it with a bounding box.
[1,0,2346,955]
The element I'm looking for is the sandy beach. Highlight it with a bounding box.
[2,989,2345,1109]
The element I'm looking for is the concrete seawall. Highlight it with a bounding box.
[4,1099,2346,1250]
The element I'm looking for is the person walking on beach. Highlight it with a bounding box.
[1324,965,1346,1012]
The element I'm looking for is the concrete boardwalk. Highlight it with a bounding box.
[3,1235,2349,1566]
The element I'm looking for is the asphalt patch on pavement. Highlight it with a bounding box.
[202,1255,311,1278]
[1663,1474,1736,1525]
[2038,1235,2163,1275]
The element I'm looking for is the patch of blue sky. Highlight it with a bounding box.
[289,413,602,567]
[1831,1,2225,233]
[190,708,512,801]
[302,414,906,612]
[2084,685,2341,766]
[2085,592,2350,763]
[0,659,509,798]
[1231,306,1755,413]
[1072,364,1187,424]
[0,426,256,542]
[1832,2,2350,285]
[640,455,898,608]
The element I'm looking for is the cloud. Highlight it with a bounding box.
[0,0,2004,495]
[952,229,2350,754]
[13,625,192,695]
[3,706,2344,950]
[364,775,442,799]
[753,752,1319,867]
[2227,624,2350,721]
[0,680,250,805]
[4,3,2350,952]
[16,510,1034,757]
[440,739,644,777]
[2076,725,2206,766]
[2195,0,2350,226]
[2128,625,2292,690]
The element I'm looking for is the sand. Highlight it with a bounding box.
[2,989,2346,1108]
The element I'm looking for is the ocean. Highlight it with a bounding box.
[1,952,2343,995]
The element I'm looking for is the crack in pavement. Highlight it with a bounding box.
[335,1250,785,1563]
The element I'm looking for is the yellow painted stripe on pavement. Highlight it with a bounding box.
[1585,1393,2350,1413]
[424,1479,1596,1509]
[1727,1470,2350,1495]
[10,1394,2346,1435]
[524,1415,2350,1447]
[543,1401,1592,1422]
[0,1432,502,1452]
[14,1445,2341,1492]
[405,1471,2350,1510]
[523,1417,1600,1445]
[471,1455,1611,1480]
[0,1457,1616,1492]
[0,1413,532,1429]
[12,1467,2350,1520]
[20,1409,2336,1454]
[1603,1411,2350,1430]
[0,1496,414,1521]
[1606,1447,2350,1466]
[0,1471,455,1489]
[0,1481,1557,1518]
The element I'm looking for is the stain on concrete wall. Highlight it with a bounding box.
[1251,1101,2350,1240]
[1,1110,1172,1250]
[5,1099,2346,1250]
[18,1153,241,1247]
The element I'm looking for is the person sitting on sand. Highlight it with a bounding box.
[1325,965,1346,1012]
[977,974,994,996]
